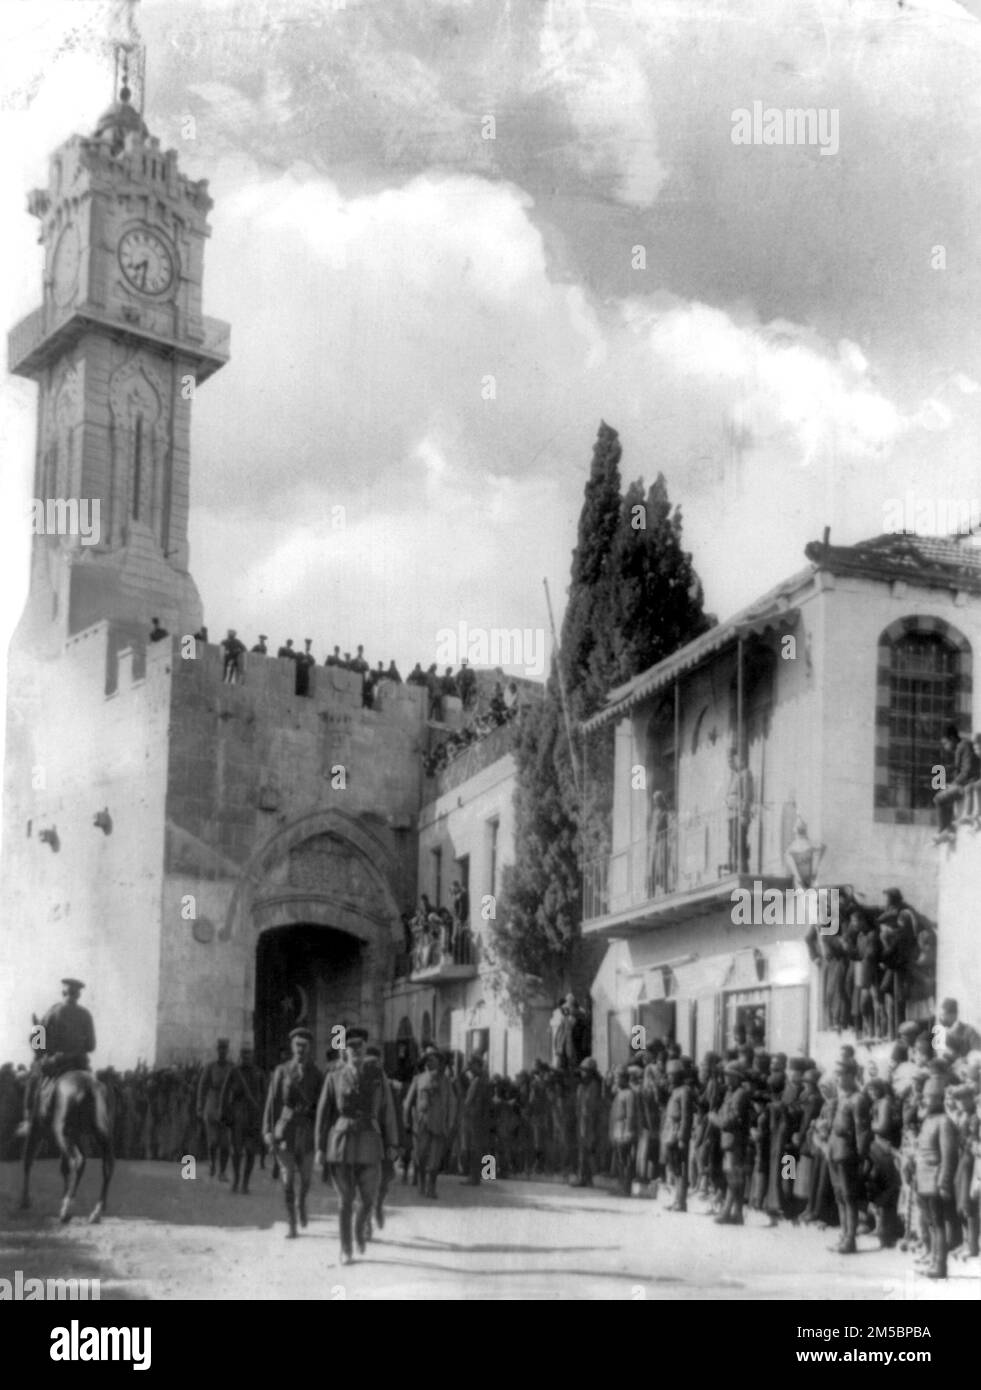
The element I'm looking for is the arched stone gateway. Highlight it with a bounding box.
[224,810,404,1068]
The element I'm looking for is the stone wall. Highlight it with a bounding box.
[156,640,429,1062]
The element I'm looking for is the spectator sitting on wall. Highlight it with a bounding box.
[193,625,208,645]
[277,638,296,661]
[325,645,342,667]
[387,660,403,684]
[251,635,268,654]
[351,645,369,677]
[407,663,426,687]
[933,722,976,843]
[958,732,981,826]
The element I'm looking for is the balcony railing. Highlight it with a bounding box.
[408,927,479,982]
[583,801,787,923]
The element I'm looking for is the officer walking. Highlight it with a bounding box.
[263,1027,323,1238]
[403,1044,457,1198]
[196,1038,233,1181]
[315,1027,398,1265]
[219,1045,266,1195]
[16,977,96,1136]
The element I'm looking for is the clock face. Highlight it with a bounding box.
[51,224,80,307]
[118,227,175,296]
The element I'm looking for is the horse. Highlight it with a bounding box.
[19,1070,115,1224]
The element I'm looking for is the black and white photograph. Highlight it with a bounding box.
[0,0,979,1331]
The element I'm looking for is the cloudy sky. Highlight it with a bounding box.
[2,0,981,686]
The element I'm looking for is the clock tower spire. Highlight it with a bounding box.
[7,25,229,657]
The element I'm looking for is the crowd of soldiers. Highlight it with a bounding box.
[568,998,979,1281]
[4,993,978,1276]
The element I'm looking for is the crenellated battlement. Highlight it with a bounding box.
[169,640,430,734]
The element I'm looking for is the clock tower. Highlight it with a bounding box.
[8,75,229,657]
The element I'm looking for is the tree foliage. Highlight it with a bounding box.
[489,421,713,1009]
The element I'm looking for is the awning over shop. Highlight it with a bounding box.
[672,956,734,998]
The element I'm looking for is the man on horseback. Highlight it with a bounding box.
[16,977,96,1138]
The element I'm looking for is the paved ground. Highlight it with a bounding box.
[1,1159,977,1300]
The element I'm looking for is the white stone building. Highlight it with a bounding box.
[582,532,981,1071]
[383,717,553,1079]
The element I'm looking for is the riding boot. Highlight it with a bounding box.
[242,1151,255,1195]
[298,1192,308,1228]
[231,1153,241,1193]
[285,1188,298,1238]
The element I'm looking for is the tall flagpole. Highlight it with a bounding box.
[543,578,580,799]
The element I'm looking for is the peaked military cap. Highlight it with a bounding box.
[61,978,85,990]
[289,1027,313,1042]
[346,1026,369,1042]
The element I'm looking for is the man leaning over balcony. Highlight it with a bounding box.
[725,747,754,874]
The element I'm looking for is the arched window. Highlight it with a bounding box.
[875,617,972,821]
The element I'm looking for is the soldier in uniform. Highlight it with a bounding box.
[460,1055,493,1185]
[915,1075,958,1278]
[709,1061,751,1225]
[17,977,96,1136]
[315,1027,398,1264]
[569,1057,601,1187]
[219,1044,266,1194]
[662,1057,693,1211]
[196,1038,233,1181]
[263,1027,323,1237]
[826,1055,870,1254]
[402,1043,457,1198]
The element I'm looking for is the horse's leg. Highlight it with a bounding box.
[18,1123,38,1210]
[57,1113,85,1224]
[89,1091,114,1224]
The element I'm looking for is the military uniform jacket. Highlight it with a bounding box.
[828,1090,871,1164]
[710,1086,751,1160]
[609,1087,640,1145]
[403,1070,457,1138]
[197,1059,233,1121]
[220,1065,266,1130]
[263,1058,324,1150]
[661,1083,693,1147]
[576,1076,601,1142]
[462,1075,493,1138]
[915,1112,958,1197]
[316,1058,398,1165]
[41,1000,95,1060]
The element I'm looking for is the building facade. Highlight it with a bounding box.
[384,720,552,1079]
[0,90,537,1074]
[583,533,981,1071]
